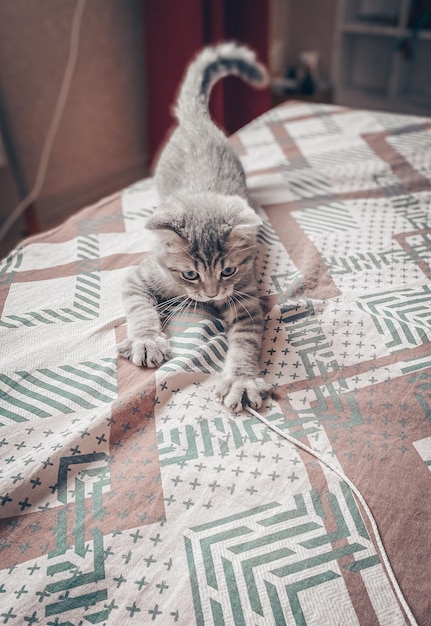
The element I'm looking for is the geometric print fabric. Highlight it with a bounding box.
[1,102,431,624]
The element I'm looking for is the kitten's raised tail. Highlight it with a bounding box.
[175,42,269,125]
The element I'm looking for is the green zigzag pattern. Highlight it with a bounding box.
[293,201,358,236]
[158,412,310,466]
[185,485,378,626]
[357,285,431,349]
[325,249,407,275]
[0,246,23,287]
[0,229,101,329]
[0,358,117,423]
[374,171,429,229]
[160,318,228,376]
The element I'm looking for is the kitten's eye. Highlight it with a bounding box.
[181,270,200,281]
[221,266,237,278]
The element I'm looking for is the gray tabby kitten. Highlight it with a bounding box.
[118,42,271,412]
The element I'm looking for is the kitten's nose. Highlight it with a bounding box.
[204,281,218,299]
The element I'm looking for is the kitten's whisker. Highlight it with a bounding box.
[231,294,255,326]
[176,297,194,325]
[225,239,259,256]
[162,306,183,329]
[225,238,241,255]
[157,296,189,321]
[236,243,259,254]
[161,307,177,329]
[174,297,192,324]
[155,294,187,311]
[180,299,195,325]
[161,297,191,328]
[226,296,232,317]
[176,244,195,263]
[233,289,260,303]
[227,295,238,323]
[225,237,246,256]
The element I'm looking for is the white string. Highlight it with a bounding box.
[0,0,87,243]
[0,4,418,620]
[245,405,418,626]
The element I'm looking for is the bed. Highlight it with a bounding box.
[1,101,430,625]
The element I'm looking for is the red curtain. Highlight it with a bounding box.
[143,0,270,166]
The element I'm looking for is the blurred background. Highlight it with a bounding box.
[1,0,430,257]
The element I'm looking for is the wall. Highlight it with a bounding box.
[0,0,146,255]
[270,0,337,82]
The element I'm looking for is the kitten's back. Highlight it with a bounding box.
[175,42,268,128]
[155,43,268,200]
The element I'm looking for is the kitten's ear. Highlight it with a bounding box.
[146,212,184,248]
[146,213,172,231]
[228,197,262,242]
[146,196,186,238]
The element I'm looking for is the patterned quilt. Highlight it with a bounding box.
[1,101,430,625]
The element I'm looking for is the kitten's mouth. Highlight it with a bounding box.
[209,294,227,302]
[195,294,227,303]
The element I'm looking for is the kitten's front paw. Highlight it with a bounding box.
[215,375,272,413]
[117,335,171,368]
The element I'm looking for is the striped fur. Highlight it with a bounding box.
[118,44,271,412]
[175,42,268,126]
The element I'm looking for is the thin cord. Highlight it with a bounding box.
[0,0,87,243]
[0,3,418,620]
[245,405,418,626]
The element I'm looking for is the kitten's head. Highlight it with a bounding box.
[146,192,261,302]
